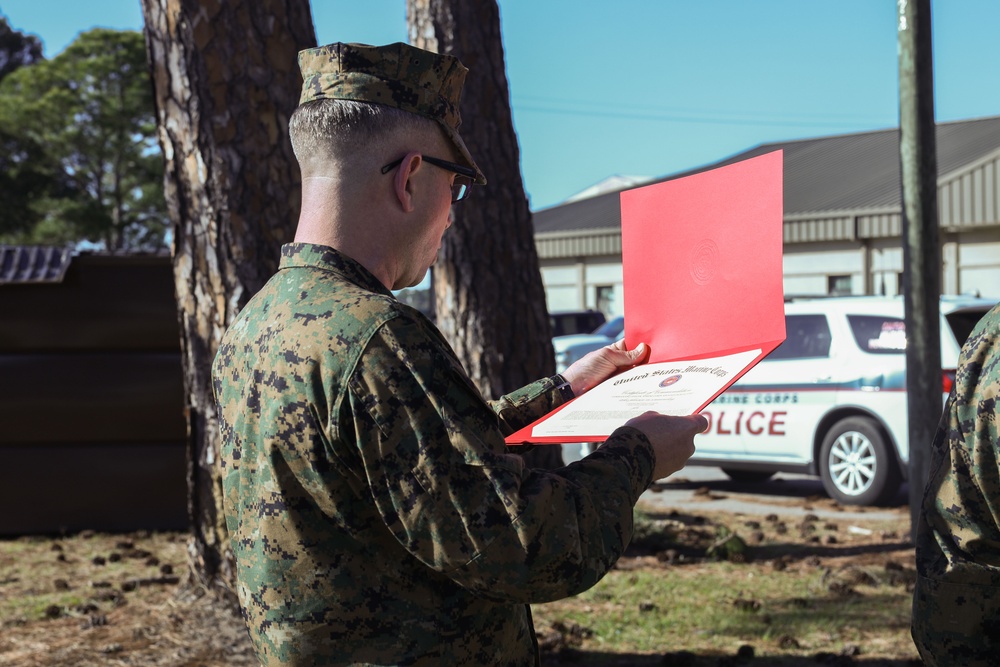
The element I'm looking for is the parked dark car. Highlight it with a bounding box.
[549,309,606,338]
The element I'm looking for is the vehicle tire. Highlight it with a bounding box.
[721,468,775,483]
[819,416,900,506]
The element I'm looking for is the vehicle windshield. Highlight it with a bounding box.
[848,315,906,354]
[592,316,625,338]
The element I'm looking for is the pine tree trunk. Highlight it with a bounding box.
[407,0,562,468]
[141,0,315,596]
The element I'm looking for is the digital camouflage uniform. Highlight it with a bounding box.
[212,244,657,666]
[912,302,1000,665]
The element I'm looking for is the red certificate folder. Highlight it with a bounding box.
[506,150,786,445]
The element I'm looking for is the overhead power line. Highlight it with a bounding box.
[512,95,893,129]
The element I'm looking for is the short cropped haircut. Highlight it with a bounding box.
[289,99,437,172]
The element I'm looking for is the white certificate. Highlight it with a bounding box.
[531,348,762,439]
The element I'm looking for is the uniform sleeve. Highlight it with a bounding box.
[489,375,571,435]
[343,314,655,603]
[912,308,1000,666]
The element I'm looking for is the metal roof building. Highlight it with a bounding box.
[534,115,1000,314]
[0,245,73,284]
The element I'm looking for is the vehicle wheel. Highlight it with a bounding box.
[819,417,900,506]
[721,469,775,483]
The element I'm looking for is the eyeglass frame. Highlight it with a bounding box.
[380,154,477,203]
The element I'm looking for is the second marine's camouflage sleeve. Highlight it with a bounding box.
[911,304,1000,666]
[344,312,655,603]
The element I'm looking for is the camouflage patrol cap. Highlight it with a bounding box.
[298,42,486,185]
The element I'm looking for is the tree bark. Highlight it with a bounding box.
[141,0,315,596]
[407,0,562,468]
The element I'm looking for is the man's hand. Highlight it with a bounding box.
[561,339,650,395]
[624,411,707,480]
[561,339,704,479]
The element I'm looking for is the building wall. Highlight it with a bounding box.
[538,230,1000,313]
[944,229,1000,296]
[540,262,581,312]
[782,242,866,297]
[540,256,624,317]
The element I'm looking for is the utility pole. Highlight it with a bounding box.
[897,0,941,539]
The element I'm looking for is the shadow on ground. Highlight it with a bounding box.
[651,472,909,510]
[542,647,922,666]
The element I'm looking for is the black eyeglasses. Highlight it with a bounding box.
[380,155,477,203]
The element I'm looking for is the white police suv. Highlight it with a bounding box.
[693,295,997,506]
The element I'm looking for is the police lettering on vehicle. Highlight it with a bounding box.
[702,392,798,436]
[701,409,787,436]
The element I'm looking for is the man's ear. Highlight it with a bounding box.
[393,151,422,213]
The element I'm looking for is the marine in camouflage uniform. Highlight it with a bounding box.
[912,302,1000,664]
[212,42,691,666]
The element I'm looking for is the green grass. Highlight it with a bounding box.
[0,532,176,623]
[531,510,919,663]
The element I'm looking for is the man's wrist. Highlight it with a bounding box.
[553,374,575,402]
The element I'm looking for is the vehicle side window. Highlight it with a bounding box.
[848,315,906,354]
[769,314,832,360]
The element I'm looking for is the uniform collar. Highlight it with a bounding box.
[279,243,393,297]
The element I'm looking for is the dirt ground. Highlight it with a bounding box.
[0,529,255,666]
[0,496,916,667]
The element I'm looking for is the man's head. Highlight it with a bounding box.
[290,42,485,185]
[289,42,485,291]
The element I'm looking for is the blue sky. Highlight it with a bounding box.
[3,1,999,211]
